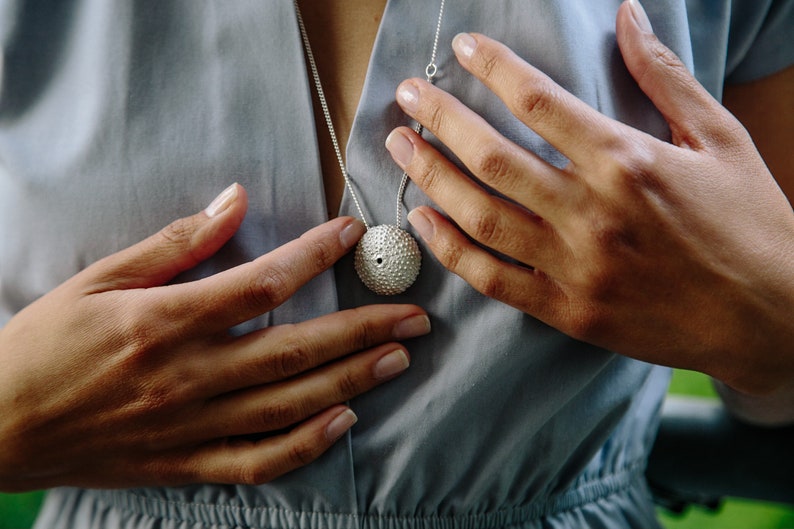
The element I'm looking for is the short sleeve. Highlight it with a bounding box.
[725,0,794,83]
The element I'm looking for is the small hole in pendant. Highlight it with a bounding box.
[376,257,383,265]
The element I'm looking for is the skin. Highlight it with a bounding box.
[296,0,388,217]
[722,66,794,197]
[716,66,794,425]
[0,185,430,491]
[0,0,789,494]
[385,1,794,422]
[0,0,418,494]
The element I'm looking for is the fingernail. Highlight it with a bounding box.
[339,218,366,249]
[373,349,410,380]
[325,408,358,442]
[452,33,477,60]
[407,208,434,243]
[396,81,419,112]
[385,130,414,168]
[628,0,653,33]
[393,314,431,340]
[205,184,238,217]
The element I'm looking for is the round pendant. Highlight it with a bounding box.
[354,225,422,296]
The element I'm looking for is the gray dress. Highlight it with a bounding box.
[0,0,791,527]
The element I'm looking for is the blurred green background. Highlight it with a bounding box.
[658,369,794,529]
[2,369,793,528]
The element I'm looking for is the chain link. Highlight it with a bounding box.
[396,0,446,227]
[295,0,447,229]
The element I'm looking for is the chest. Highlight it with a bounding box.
[296,0,388,217]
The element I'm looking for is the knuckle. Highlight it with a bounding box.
[136,369,196,416]
[473,47,502,81]
[715,114,751,148]
[513,80,557,123]
[238,435,325,484]
[236,466,259,486]
[263,397,301,429]
[584,271,614,303]
[633,40,685,90]
[649,43,686,77]
[238,462,275,486]
[133,384,178,419]
[286,438,321,468]
[471,142,517,188]
[272,333,316,378]
[602,139,662,195]
[606,222,642,255]
[135,457,176,486]
[158,217,196,249]
[413,156,446,194]
[118,309,162,364]
[343,312,378,352]
[424,101,447,135]
[464,207,504,248]
[568,259,619,306]
[298,235,338,272]
[592,218,640,256]
[248,266,292,309]
[609,155,642,189]
[470,264,507,300]
[334,368,365,399]
[435,237,465,273]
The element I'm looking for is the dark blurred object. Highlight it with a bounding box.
[647,396,794,514]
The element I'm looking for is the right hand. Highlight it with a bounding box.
[0,183,430,492]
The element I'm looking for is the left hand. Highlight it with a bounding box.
[385,0,794,397]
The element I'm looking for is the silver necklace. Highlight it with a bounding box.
[294,0,447,296]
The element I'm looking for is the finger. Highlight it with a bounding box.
[201,304,429,394]
[616,0,742,150]
[449,32,628,166]
[408,206,564,323]
[156,405,358,486]
[386,126,562,268]
[392,79,571,220]
[164,216,367,332]
[78,184,248,293]
[194,343,410,441]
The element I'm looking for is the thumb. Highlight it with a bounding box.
[616,0,736,150]
[78,183,248,292]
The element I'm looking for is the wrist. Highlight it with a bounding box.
[715,379,794,427]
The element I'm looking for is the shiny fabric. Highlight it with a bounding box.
[0,0,791,527]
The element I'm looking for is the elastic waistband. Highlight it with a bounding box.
[97,462,646,529]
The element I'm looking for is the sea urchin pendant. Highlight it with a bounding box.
[354,225,421,295]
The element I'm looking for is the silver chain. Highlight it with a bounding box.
[294,0,447,229]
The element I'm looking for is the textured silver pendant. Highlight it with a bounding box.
[354,225,422,296]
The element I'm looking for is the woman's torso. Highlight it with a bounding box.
[0,0,785,527]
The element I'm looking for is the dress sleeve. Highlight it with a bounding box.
[725,0,794,83]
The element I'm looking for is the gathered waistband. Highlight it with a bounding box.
[95,461,647,529]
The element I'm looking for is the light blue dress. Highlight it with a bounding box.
[0,0,791,527]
